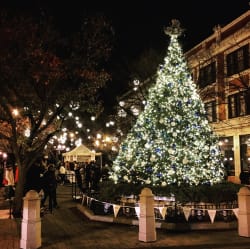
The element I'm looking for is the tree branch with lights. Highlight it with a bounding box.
[0,10,113,216]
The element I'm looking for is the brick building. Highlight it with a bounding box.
[186,10,250,183]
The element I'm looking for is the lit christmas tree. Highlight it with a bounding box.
[110,20,225,187]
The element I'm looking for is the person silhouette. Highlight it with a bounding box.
[41,164,59,213]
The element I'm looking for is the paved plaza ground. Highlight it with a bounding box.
[1,184,250,249]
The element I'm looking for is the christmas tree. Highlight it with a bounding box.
[110,20,225,187]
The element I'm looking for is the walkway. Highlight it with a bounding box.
[1,184,250,249]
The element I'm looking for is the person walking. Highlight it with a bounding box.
[41,164,59,213]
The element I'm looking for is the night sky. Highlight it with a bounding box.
[36,1,249,54]
[47,0,249,111]
[1,0,249,113]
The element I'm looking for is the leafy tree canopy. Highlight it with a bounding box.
[0,8,114,215]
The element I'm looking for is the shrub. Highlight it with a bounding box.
[98,180,242,204]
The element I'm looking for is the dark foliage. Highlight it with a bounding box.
[98,180,242,204]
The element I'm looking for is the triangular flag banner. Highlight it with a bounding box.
[135,206,140,218]
[233,208,239,219]
[182,207,191,221]
[89,198,94,207]
[86,196,90,206]
[104,203,111,213]
[207,209,217,223]
[87,197,93,207]
[113,204,121,218]
[158,207,167,219]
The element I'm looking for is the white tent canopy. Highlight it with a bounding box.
[62,144,102,164]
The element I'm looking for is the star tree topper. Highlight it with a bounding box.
[164,19,184,38]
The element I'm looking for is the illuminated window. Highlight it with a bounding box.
[219,136,235,176]
[226,44,249,76]
[204,101,216,122]
[228,90,250,118]
[198,62,216,88]
[240,135,250,171]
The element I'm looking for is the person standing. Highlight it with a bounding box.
[75,164,83,193]
[41,164,59,213]
[3,165,15,200]
[85,162,91,191]
[58,163,66,185]
[25,159,45,194]
[92,163,101,191]
[239,168,250,185]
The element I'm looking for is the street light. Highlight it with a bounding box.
[0,151,8,165]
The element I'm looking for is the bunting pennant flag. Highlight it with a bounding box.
[104,203,111,214]
[182,207,191,221]
[89,198,93,207]
[80,194,240,225]
[135,206,140,218]
[113,204,121,218]
[86,196,90,206]
[158,207,167,219]
[233,208,239,219]
[207,209,217,223]
[87,197,93,207]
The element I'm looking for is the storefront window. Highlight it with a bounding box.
[240,134,250,171]
[218,136,235,176]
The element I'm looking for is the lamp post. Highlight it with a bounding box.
[0,151,7,187]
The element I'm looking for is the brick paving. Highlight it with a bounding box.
[1,184,250,249]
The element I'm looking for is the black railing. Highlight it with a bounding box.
[63,173,238,224]
[80,194,238,224]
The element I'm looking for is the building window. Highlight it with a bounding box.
[198,62,216,88]
[226,44,249,76]
[204,101,217,122]
[228,90,250,118]
[240,135,250,172]
[219,136,235,176]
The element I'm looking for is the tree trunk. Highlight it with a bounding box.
[12,164,26,217]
